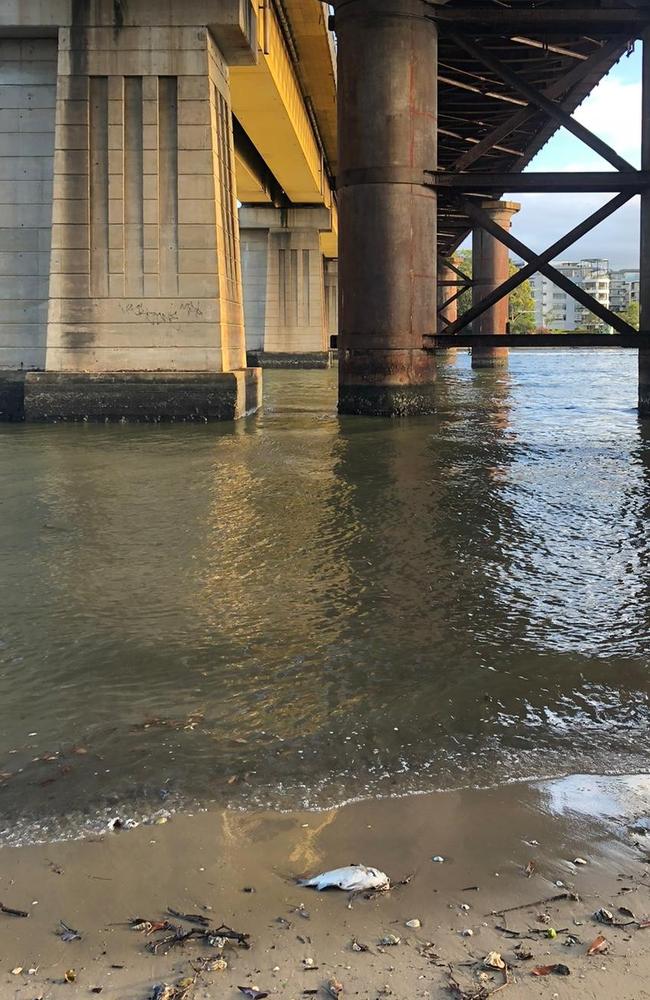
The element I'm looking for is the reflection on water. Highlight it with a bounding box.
[1,350,650,843]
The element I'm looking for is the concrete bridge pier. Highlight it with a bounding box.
[240,206,331,368]
[334,0,438,416]
[324,260,338,350]
[471,201,520,370]
[0,0,262,422]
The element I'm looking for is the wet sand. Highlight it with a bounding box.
[2,775,650,1000]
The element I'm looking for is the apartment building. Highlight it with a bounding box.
[530,258,612,332]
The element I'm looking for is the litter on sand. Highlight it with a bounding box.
[58,920,82,942]
[0,902,29,918]
[587,934,608,955]
[298,865,389,892]
[531,964,571,977]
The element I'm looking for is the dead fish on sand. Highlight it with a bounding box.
[298,865,389,892]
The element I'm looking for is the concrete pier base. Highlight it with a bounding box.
[246,351,330,369]
[0,369,262,423]
[338,349,437,416]
[471,201,520,370]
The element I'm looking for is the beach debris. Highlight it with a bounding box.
[463,886,480,892]
[490,891,578,917]
[531,964,570,977]
[460,904,471,912]
[432,856,446,863]
[618,906,636,919]
[167,908,210,927]
[303,958,315,968]
[10,967,23,975]
[326,977,343,998]
[91,989,103,994]
[587,934,608,955]
[243,886,255,893]
[64,969,77,983]
[460,928,473,937]
[536,913,551,924]
[447,962,510,999]
[483,952,505,971]
[132,919,174,935]
[142,920,250,955]
[204,958,227,972]
[637,917,650,929]
[107,817,139,831]
[405,918,421,928]
[494,925,523,939]
[420,942,442,963]
[524,861,536,878]
[58,920,82,942]
[563,933,581,947]
[151,987,176,1000]
[0,901,29,918]
[351,937,370,952]
[379,933,401,946]
[513,944,534,961]
[298,865,389,892]
[573,858,587,866]
[238,988,269,1000]
[546,928,557,940]
[594,908,614,925]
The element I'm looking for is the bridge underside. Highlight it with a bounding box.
[334,0,650,415]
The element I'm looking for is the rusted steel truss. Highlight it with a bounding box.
[426,0,650,348]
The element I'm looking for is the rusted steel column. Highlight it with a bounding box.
[335,0,438,416]
[471,200,520,369]
[640,26,650,415]
[438,262,459,325]
[436,260,459,362]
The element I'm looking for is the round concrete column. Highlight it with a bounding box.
[335,0,438,415]
[471,201,520,369]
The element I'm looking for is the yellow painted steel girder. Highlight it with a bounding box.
[230,1,335,214]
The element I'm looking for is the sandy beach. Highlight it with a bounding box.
[2,774,650,1000]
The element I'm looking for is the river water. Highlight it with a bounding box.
[1,350,650,844]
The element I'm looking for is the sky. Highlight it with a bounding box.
[504,43,642,268]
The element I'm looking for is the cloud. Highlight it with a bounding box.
[506,193,640,268]
[573,75,641,165]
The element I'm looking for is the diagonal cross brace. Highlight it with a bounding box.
[443,258,471,284]
[460,198,637,337]
[438,286,467,321]
[443,192,635,336]
[452,37,630,172]
[448,30,635,173]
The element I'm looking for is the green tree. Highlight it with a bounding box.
[450,251,535,332]
[455,248,473,317]
[617,300,640,330]
[508,261,535,333]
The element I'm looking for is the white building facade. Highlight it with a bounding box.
[530,259,612,332]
